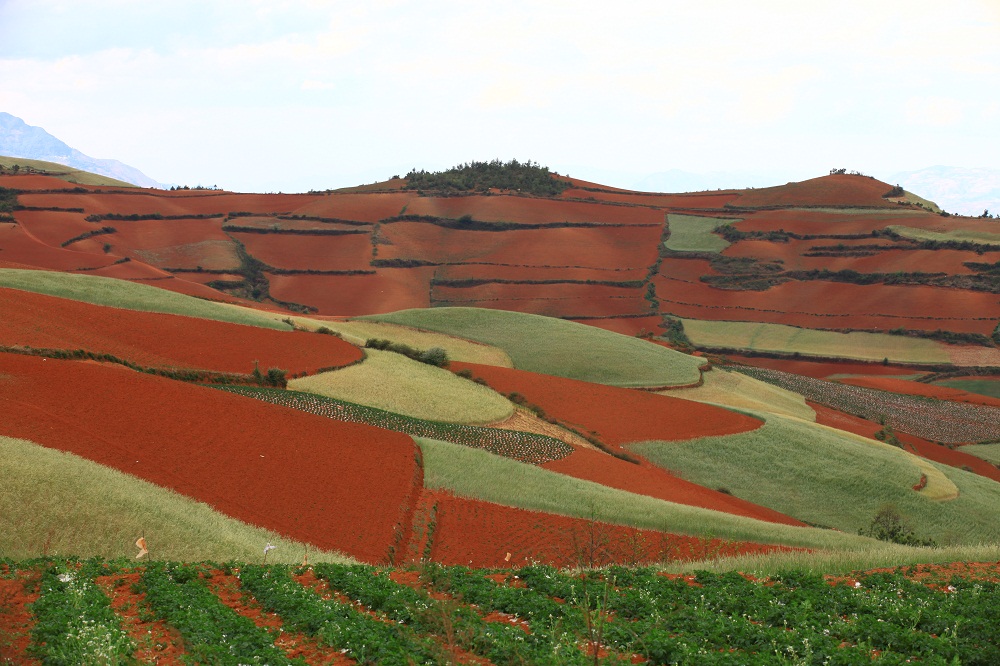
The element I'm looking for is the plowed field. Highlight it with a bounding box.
[837,376,1000,408]
[0,354,417,561]
[232,231,373,272]
[435,263,648,283]
[405,194,664,226]
[0,222,116,271]
[436,295,650,319]
[12,210,94,247]
[269,269,435,315]
[0,287,363,374]
[289,192,416,222]
[560,188,740,209]
[732,174,899,208]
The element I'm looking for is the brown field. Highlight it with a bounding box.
[434,263,649,282]
[232,231,373,271]
[405,194,665,225]
[289,192,416,222]
[731,174,901,208]
[268,268,436,315]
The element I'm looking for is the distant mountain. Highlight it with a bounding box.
[0,112,166,189]
[889,166,1000,217]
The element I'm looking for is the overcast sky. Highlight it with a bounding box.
[1,0,997,193]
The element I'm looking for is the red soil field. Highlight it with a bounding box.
[435,263,649,283]
[289,192,416,223]
[433,281,644,303]
[419,491,798,568]
[75,259,176,280]
[0,286,363,374]
[726,355,920,379]
[837,376,1000,408]
[451,362,761,445]
[436,295,650,320]
[0,172,85,190]
[177,270,244,285]
[732,174,899,208]
[561,188,740,209]
[0,353,416,562]
[12,210,94,247]
[268,268,435,315]
[733,209,938,236]
[0,222,117,271]
[405,194,665,226]
[653,272,999,335]
[224,216,369,232]
[17,191,321,217]
[379,221,661,269]
[231,231,373,272]
[810,402,1000,484]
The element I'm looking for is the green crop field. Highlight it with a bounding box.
[0,436,353,562]
[289,349,514,424]
[670,367,815,421]
[663,214,736,252]
[295,318,513,366]
[632,413,1000,545]
[680,318,952,364]
[416,437,879,551]
[934,378,1000,399]
[888,224,1000,244]
[0,269,290,330]
[962,443,1000,466]
[366,307,705,387]
[0,155,135,187]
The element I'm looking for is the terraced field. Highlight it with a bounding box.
[664,213,737,252]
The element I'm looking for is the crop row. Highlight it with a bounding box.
[736,366,1000,443]
[11,558,1000,664]
[217,385,573,464]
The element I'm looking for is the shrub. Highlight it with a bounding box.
[859,505,936,547]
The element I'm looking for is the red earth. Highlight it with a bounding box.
[836,376,1000,408]
[725,355,923,379]
[435,263,649,283]
[0,286,363,374]
[268,269,435,315]
[0,222,118,271]
[0,353,417,562]
[232,230,373,272]
[733,209,938,236]
[291,191,416,223]
[416,491,799,569]
[731,174,901,208]
[560,188,740,209]
[433,294,651,320]
[405,194,665,226]
[11,209,94,247]
[809,402,1000,483]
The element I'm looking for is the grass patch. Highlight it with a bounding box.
[0,269,289,330]
[416,437,881,551]
[365,307,704,387]
[631,413,1000,545]
[961,443,1000,466]
[0,155,135,187]
[888,224,1000,245]
[660,543,1000,576]
[0,436,353,562]
[670,367,815,421]
[664,214,737,253]
[300,319,513,366]
[680,318,951,364]
[935,378,1000,399]
[289,349,514,424]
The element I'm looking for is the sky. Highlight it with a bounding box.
[1,0,998,193]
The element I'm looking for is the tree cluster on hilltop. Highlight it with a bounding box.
[404,159,569,196]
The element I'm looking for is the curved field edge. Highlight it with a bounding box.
[0,269,290,330]
[670,367,816,421]
[678,318,952,364]
[0,435,355,563]
[364,307,705,387]
[415,436,882,551]
[289,349,515,424]
[664,213,736,253]
[0,155,135,187]
[631,413,1000,545]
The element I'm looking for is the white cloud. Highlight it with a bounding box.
[905,97,964,127]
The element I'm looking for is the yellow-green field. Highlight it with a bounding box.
[888,224,1000,244]
[664,214,736,252]
[367,307,705,387]
[631,413,1000,545]
[962,443,1000,466]
[415,437,880,551]
[0,269,290,330]
[289,349,515,424]
[0,155,135,187]
[669,367,815,420]
[0,436,354,563]
[679,318,952,364]
[290,318,513,366]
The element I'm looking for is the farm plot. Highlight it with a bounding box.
[963,444,1000,466]
[724,354,930,379]
[889,224,1000,245]
[224,215,368,232]
[5,558,1000,665]
[736,366,1000,443]
[934,377,1000,399]
[289,191,416,222]
[268,268,435,315]
[434,263,649,283]
[18,190,319,217]
[220,385,572,464]
[404,193,665,225]
[366,307,705,387]
[0,268,289,329]
[672,366,816,420]
[106,218,241,271]
[11,209,95,247]
[231,229,373,271]
[433,286,651,319]
[0,222,117,271]
[632,412,1000,545]
[0,286,363,374]
[290,349,513,424]
[0,436,354,562]
[680,319,953,364]
[837,376,1000,408]
[733,208,937,236]
[449,362,761,446]
[730,174,900,208]
[664,214,738,252]
[378,220,661,269]
[0,354,418,562]
[560,187,740,208]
